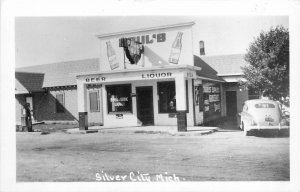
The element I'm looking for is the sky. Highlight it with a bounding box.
[15,16,288,68]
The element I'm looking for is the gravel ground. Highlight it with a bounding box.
[16,130,289,182]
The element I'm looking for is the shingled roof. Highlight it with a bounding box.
[15,54,247,90]
[15,72,45,93]
[16,58,99,88]
[200,54,248,75]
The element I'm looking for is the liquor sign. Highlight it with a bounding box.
[99,25,193,72]
[141,72,172,79]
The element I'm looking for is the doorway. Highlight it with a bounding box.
[226,91,237,117]
[136,86,154,126]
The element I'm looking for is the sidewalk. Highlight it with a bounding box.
[64,125,219,136]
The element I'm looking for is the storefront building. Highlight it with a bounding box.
[15,22,250,131]
[76,22,201,131]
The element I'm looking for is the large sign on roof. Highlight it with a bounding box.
[97,23,194,72]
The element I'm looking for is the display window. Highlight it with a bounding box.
[158,81,176,113]
[202,82,221,117]
[106,84,132,113]
[158,81,188,113]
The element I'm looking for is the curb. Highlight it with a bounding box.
[172,129,217,136]
[64,129,98,134]
[63,128,218,136]
[132,129,218,136]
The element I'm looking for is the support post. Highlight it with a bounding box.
[77,82,88,130]
[175,73,187,132]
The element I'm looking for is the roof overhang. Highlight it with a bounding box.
[15,79,29,94]
[75,65,201,84]
[220,75,245,83]
[217,73,243,76]
[96,22,195,39]
[196,76,225,83]
[76,65,201,77]
[15,90,29,94]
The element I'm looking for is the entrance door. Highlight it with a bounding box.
[226,91,237,116]
[136,86,154,126]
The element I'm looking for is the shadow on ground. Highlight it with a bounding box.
[212,117,289,138]
[32,123,78,132]
[247,129,290,138]
[213,116,241,132]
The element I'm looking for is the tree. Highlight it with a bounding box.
[241,26,289,101]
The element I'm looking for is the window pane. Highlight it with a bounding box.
[90,92,99,112]
[107,84,132,113]
[56,94,64,113]
[203,82,221,117]
[158,81,176,113]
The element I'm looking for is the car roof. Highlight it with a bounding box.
[244,99,279,105]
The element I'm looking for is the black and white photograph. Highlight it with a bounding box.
[1,0,300,192]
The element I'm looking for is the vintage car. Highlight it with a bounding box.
[238,99,289,136]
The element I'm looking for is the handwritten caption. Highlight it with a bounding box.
[95,171,183,182]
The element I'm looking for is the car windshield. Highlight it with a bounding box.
[254,103,276,108]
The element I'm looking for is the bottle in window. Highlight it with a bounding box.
[169,101,175,111]
[106,41,119,70]
[168,96,176,112]
[169,32,183,64]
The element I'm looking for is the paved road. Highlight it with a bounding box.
[16,130,289,181]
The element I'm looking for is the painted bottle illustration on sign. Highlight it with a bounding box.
[169,32,183,64]
[106,41,119,70]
